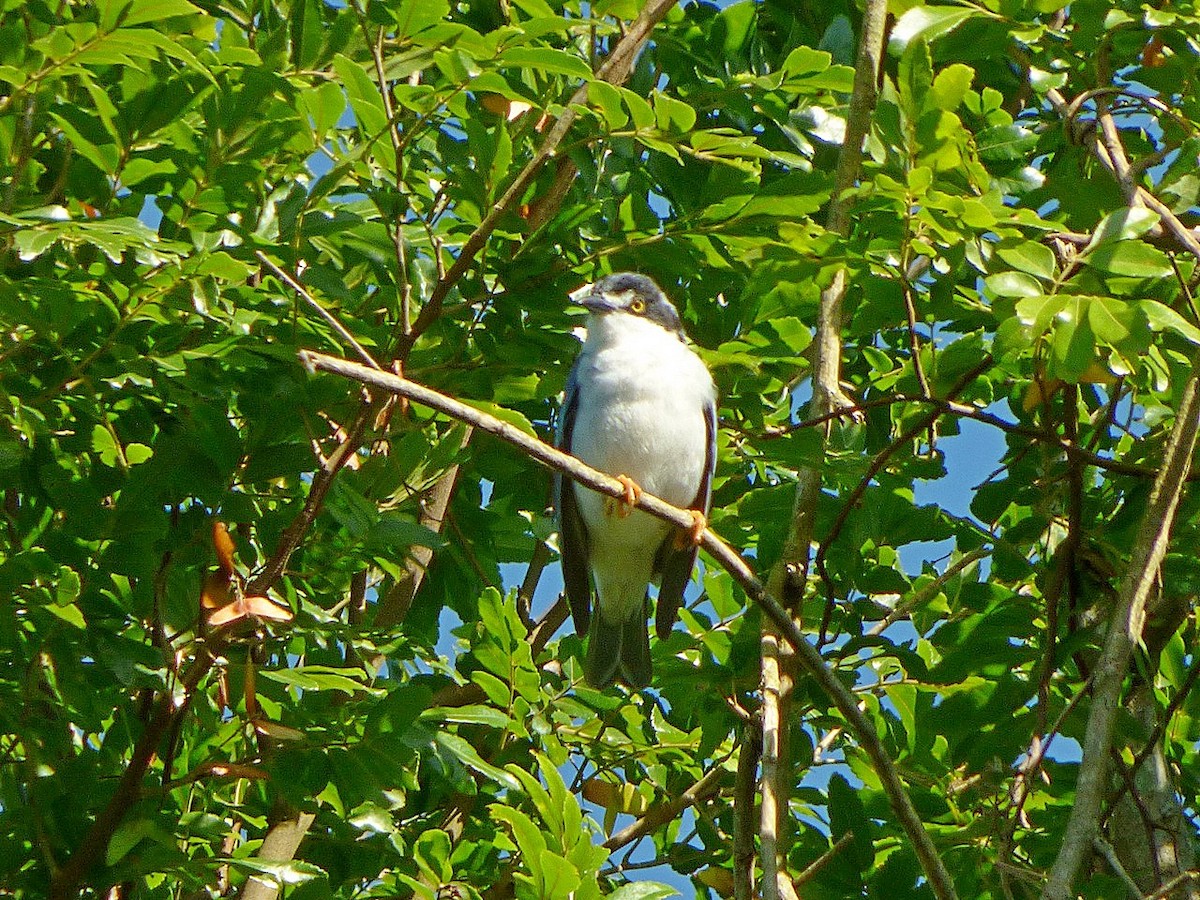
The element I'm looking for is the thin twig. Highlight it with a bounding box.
[1142,871,1200,900]
[517,541,552,627]
[864,548,989,637]
[814,358,994,611]
[402,0,679,351]
[603,765,725,850]
[758,0,892,891]
[1092,835,1144,899]
[794,831,854,888]
[48,644,224,900]
[255,251,381,370]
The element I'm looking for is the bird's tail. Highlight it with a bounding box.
[584,599,651,689]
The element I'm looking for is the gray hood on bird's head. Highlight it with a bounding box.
[572,273,685,338]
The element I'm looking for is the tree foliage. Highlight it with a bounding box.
[2,0,1200,898]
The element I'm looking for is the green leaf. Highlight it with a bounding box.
[499,47,592,80]
[435,733,522,790]
[976,124,1038,160]
[98,0,203,27]
[125,443,153,465]
[996,241,1056,280]
[928,64,974,111]
[1085,207,1161,248]
[259,666,379,695]
[421,705,510,728]
[1051,297,1096,380]
[588,80,628,129]
[1084,241,1173,278]
[490,805,548,860]
[333,54,389,135]
[985,272,1044,299]
[653,93,696,133]
[606,884,679,900]
[392,0,449,37]
[46,603,87,629]
[1087,296,1147,348]
[1140,300,1200,345]
[889,7,978,52]
[92,425,120,467]
[898,39,933,122]
[414,829,453,883]
[458,399,537,436]
[780,46,833,79]
[56,566,81,606]
[222,857,326,885]
[537,848,580,900]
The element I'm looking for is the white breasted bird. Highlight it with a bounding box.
[555,273,717,688]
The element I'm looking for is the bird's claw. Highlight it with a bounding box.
[605,475,642,518]
[674,510,707,549]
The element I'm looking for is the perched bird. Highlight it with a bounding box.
[555,273,717,688]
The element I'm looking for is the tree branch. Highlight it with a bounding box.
[48,644,223,900]
[602,765,725,851]
[733,722,762,900]
[758,1,890,893]
[238,813,318,900]
[300,349,958,900]
[401,0,679,351]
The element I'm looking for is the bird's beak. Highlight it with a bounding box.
[570,285,618,314]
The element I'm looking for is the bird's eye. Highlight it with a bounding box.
[629,298,646,314]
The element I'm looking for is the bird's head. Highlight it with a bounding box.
[571,273,685,338]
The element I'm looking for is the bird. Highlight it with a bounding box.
[555,273,717,688]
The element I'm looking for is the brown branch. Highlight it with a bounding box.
[301,350,958,900]
[238,813,318,900]
[246,406,371,597]
[901,278,931,398]
[602,765,725,851]
[374,427,473,629]
[864,548,990,637]
[814,358,994,611]
[1041,79,1200,900]
[355,9,413,338]
[794,831,855,888]
[516,540,552,627]
[733,722,762,900]
[254,251,381,371]
[774,393,1177,481]
[1045,89,1200,265]
[401,0,678,351]
[48,643,223,900]
[1141,871,1200,900]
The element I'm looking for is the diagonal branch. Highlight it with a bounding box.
[300,349,958,900]
[602,765,725,851]
[401,0,679,350]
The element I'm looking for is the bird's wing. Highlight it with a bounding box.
[654,394,717,640]
[555,361,593,635]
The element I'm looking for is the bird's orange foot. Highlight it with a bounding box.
[674,510,708,549]
[605,474,642,518]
